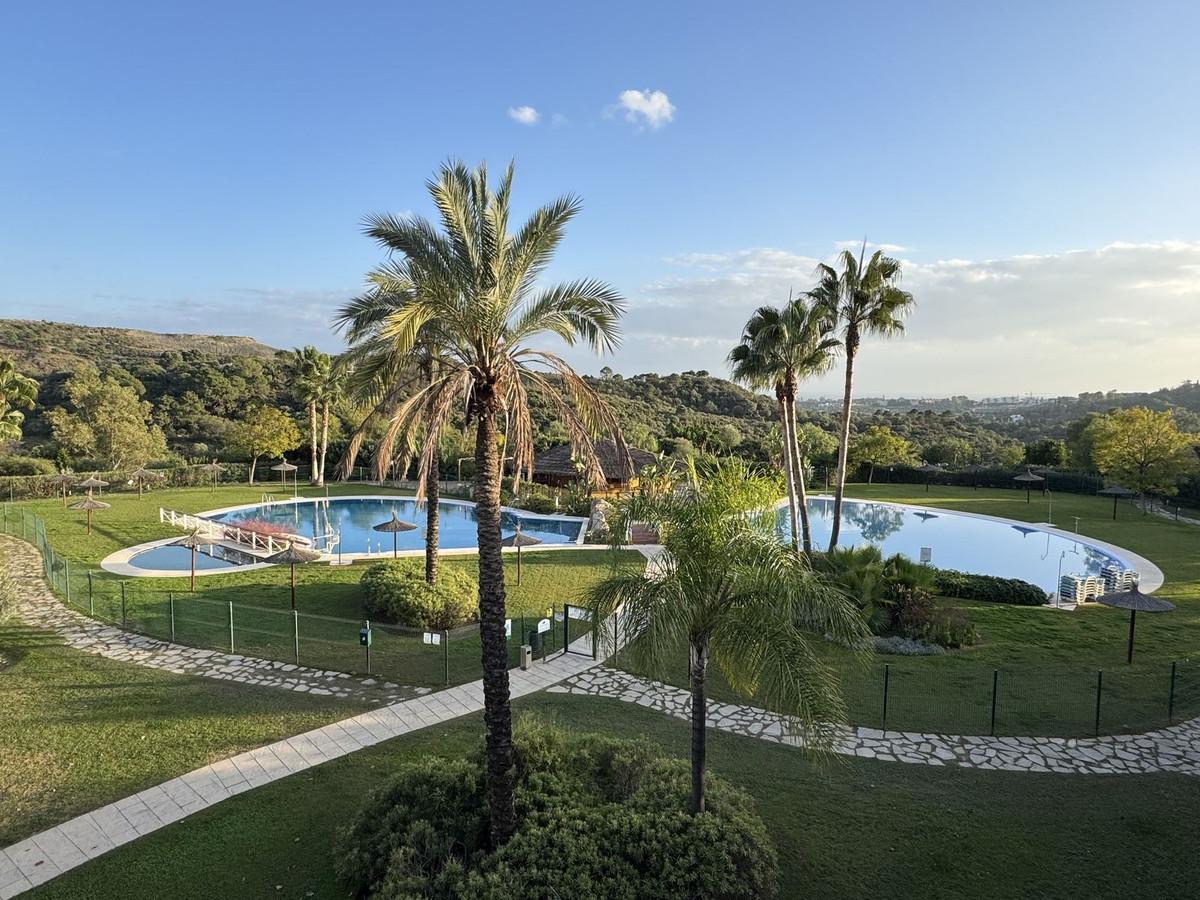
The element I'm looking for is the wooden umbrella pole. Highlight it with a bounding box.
[1127,609,1137,665]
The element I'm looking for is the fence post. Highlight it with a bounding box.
[882,664,891,733]
[88,571,94,616]
[228,602,234,653]
[294,610,300,664]
[169,593,176,643]
[1094,670,1103,737]
[65,559,70,605]
[990,670,998,736]
[1168,661,1177,724]
[120,582,127,629]
[443,630,449,686]
[364,619,371,675]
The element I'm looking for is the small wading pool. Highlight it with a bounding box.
[126,543,255,571]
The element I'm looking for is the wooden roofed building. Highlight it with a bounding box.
[531,440,657,492]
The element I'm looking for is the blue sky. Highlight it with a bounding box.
[2,0,1198,395]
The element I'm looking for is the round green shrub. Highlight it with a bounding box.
[336,724,779,899]
[359,561,477,629]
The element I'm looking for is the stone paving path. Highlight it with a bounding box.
[549,667,1200,776]
[1,534,425,705]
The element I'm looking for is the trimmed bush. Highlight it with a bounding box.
[336,724,780,899]
[0,456,56,476]
[933,568,1048,606]
[359,561,476,629]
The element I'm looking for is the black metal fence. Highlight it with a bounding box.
[1,506,597,691]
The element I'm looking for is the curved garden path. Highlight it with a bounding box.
[3,536,1200,897]
[549,668,1200,776]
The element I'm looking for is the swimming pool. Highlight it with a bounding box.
[200,497,586,556]
[778,498,1158,594]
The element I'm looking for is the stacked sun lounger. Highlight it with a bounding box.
[1102,565,1139,592]
[1058,574,1106,604]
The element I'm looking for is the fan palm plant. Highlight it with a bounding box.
[728,299,837,553]
[809,244,914,550]
[288,346,332,484]
[0,356,38,444]
[588,462,867,815]
[334,160,626,844]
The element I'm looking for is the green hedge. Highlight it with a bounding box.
[933,568,1048,606]
[360,561,477,629]
[336,723,779,899]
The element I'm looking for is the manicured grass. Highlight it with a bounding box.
[6,484,641,687]
[615,484,1200,736]
[0,622,364,846]
[28,692,1200,900]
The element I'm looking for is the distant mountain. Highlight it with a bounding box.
[0,319,280,377]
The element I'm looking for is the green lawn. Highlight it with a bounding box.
[5,484,640,688]
[0,622,364,846]
[28,692,1200,900]
[615,483,1200,737]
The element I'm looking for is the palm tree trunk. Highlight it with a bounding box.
[689,639,709,815]
[786,390,813,554]
[778,393,800,553]
[317,400,330,486]
[425,453,440,584]
[474,388,518,845]
[308,401,318,484]
[249,454,258,485]
[829,331,858,551]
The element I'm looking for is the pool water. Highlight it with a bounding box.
[205,497,585,557]
[127,543,253,571]
[779,498,1127,593]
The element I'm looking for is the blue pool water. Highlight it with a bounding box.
[779,498,1127,593]
[128,543,252,571]
[205,497,585,557]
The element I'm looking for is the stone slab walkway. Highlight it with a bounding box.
[1,534,424,705]
[549,667,1200,777]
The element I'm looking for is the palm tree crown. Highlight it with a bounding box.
[0,357,39,444]
[808,246,914,550]
[729,299,838,553]
[334,159,627,845]
[587,462,868,815]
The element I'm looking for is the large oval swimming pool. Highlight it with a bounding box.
[778,497,1152,594]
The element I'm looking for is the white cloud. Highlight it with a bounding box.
[834,240,910,254]
[597,240,1200,394]
[616,89,675,129]
[507,105,540,126]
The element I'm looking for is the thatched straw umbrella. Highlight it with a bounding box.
[501,524,542,585]
[198,459,225,494]
[1098,485,1137,521]
[1096,584,1174,664]
[961,463,985,491]
[915,462,942,494]
[1013,469,1044,503]
[129,466,161,498]
[266,541,321,609]
[172,529,209,592]
[69,490,110,534]
[271,459,299,498]
[77,475,110,496]
[47,472,75,507]
[372,512,417,558]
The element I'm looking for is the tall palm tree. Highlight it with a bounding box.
[0,356,38,444]
[587,462,867,815]
[728,299,837,554]
[334,160,626,844]
[289,346,332,484]
[809,245,914,550]
[315,358,345,488]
